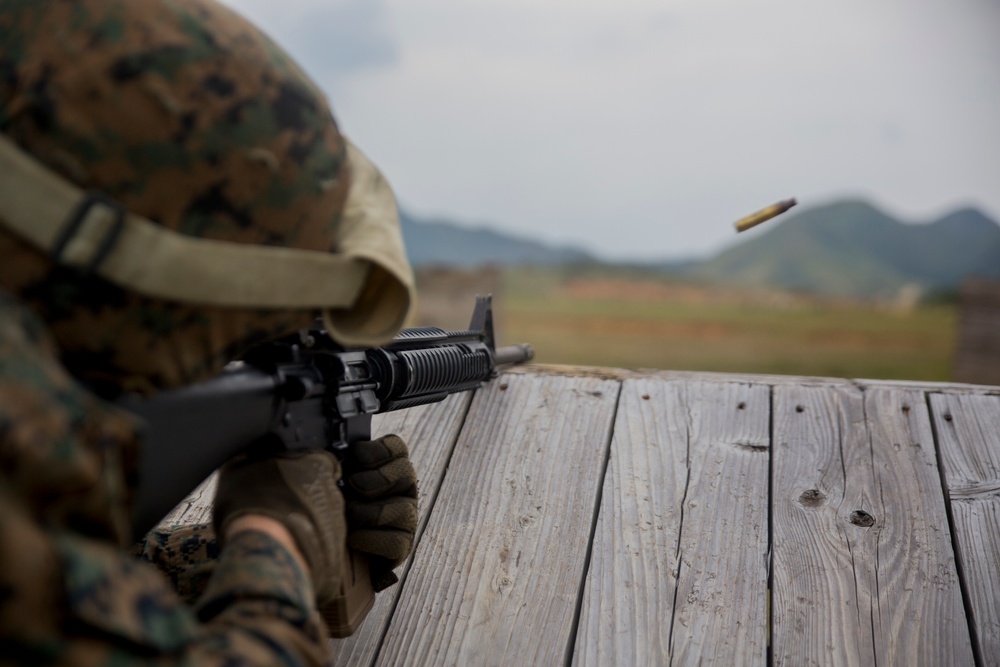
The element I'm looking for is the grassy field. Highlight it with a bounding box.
[414,267,957,381]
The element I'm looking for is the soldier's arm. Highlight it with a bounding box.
[0,297,331,666]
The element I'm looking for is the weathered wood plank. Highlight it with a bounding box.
[772,385,973,666]
[575,379,770,666]
[863,388,972,663]
[506,364,853,387]
[507,364,1000,395]
[152,368,998,666]
[573,378,690,666]
[931,393,1000,498]
[158,472,217,527]
[946,500,1000,666]
[930,392,1000,664]
[663,370,854,388]
[375,372,620,666]
[669,381,771,665]
[771,385,877,666]
[329,393,472,666]
[857,378,1000,395]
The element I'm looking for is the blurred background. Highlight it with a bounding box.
[226,0,1000,382]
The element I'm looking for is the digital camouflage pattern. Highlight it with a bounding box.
[137,523,219,605]
[0,0,366,663]
[0,290,329,665]
[0,0,354,393]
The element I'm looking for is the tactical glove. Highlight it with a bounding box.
[213,450,346,604]
[342,434,418,591]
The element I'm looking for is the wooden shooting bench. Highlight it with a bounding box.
[164,365,1000,666]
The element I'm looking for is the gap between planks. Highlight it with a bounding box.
[564,380,623,667]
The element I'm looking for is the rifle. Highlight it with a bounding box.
[121,295,533,538]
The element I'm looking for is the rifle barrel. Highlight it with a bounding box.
[495,344,534,366]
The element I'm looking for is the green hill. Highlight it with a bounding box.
[685,201,1000,299]
[400,200,1000,300]
[400,210,594,267]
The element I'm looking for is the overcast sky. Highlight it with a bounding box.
[223,0,1000,261]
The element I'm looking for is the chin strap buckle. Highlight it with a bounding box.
[50,190,128,274]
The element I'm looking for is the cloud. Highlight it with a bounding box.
[221,0,1000,260]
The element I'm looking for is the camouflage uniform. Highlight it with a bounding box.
[0,0,414,664]
[0,290,327,665]
[136,523,220,605]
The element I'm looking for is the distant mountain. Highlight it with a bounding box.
[400,211,594,267]
[399,200,1000,300]
[678,200,1000,299]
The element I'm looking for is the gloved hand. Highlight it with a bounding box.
[213,450,346,604]
[342,434,418,591]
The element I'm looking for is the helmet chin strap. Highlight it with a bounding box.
[0,134,414,346]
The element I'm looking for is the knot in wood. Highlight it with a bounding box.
[849,510,876,528]
[798,489,826,507]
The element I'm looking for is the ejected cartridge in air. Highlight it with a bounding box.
[733,198,797,232]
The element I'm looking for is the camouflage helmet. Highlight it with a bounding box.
[0,0,414,392]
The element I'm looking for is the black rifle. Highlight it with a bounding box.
[122,296,533,538]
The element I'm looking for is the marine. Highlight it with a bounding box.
[0,0,418,663]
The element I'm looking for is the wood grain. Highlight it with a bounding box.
[930,392,1000,664]
[772,385,973,665]
[506,364,1000,394]
[864,388,972,663]
[574,379,770,666]
[668,381,771,665]
[772,385,878,666]
[573,378,690,666]
[374,372,620,666]
[158,473,216,527]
